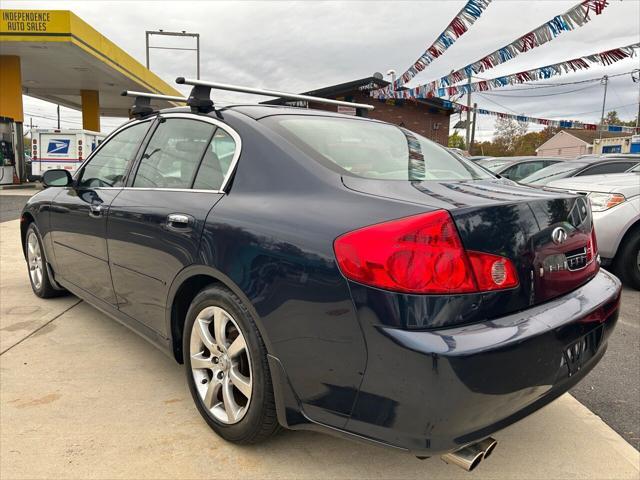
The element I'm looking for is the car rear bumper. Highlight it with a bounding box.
[342,268,621,455]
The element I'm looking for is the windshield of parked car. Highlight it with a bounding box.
[520,161,589,185]
[263,115,493,181]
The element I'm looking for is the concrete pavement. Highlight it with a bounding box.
[1,218,639,479]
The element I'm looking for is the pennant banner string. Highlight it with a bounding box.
[377,43,639,99]
[372,0,610,97]
[386,0,493,92]
[446,100,640,133]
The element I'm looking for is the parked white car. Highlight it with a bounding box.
[546,170,640,289]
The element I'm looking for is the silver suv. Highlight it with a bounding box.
[546,170,640,289]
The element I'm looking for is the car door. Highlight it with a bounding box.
[49,120,152,305]
[107,113,240,335]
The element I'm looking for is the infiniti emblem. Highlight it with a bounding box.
[551,227,568,245]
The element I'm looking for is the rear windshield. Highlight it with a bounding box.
[521,161,589,185]
[263,115,493,181]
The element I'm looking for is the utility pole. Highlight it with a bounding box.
[599,75,608,139]
[56,105,60,129]
[470,102,478,154]
[633,69,640,129]
[465,76,472,149]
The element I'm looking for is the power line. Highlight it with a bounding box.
[480,82,600,98]
[470,70,635,91]
[475,93,522,115]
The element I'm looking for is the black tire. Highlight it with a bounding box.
[24,223,65,298]
[614,228,640,290]
[183,285,280,444]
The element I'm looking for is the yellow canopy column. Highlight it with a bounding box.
[0,55,24,122]
[81,89,100,131]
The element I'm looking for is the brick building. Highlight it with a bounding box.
[265,76,454,146]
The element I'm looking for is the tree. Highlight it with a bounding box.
[469,123,558,157]
[493,117,528,155]
[603,110,637,127]
[448,131,466,149]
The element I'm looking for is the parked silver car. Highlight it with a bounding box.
[546,170,640,289]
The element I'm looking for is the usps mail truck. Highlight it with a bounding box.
[31,129,106,178]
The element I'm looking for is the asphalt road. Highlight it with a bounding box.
[0,195,638,451]
[0,194,29,222]
[571,284,640,450]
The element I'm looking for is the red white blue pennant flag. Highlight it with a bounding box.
[372,0,493,95]
[374,0,610,97]
[449,102,640,133]
[379,43,639,99]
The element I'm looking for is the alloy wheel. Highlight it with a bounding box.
[27,231,43,290]
[189,306,253,424]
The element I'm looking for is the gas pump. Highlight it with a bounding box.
[0,116,24,185]
[0,117,16,185]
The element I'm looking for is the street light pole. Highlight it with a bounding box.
[145,30,201,80]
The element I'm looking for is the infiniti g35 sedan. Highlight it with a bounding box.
[21,104,621,467]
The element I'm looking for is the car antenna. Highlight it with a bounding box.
[175,77,375,113]
[121,91,188,118]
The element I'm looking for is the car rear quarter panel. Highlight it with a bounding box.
[194,112,432,426]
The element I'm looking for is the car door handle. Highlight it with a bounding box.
[167,213,190,228]
[89,204,104,217]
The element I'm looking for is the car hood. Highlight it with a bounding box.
[546,173,640,195]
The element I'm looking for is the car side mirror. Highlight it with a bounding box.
[42,169,73,188]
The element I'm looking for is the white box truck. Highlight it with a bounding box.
[31,129,106,179]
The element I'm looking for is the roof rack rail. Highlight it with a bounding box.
[121,90,188,118]
[175,77,375,112]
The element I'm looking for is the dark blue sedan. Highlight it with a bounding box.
[21,98,621,470]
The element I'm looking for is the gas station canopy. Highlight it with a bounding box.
[0,9,182,121]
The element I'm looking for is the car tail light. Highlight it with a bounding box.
[467,251,518,291]
[333,210,519,294]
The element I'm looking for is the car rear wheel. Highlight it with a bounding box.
[614,228,640,290]
[25,223,64,298]
[183,285,279,443]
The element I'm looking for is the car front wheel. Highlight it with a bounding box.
[614,228,640,290]
[183,285,279,444]
[25,223,65,298]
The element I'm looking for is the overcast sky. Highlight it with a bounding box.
[7,0,640,140]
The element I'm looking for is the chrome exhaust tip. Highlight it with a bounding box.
[476,437,498,459]
[440,437,497,471]
[440,447,484,472]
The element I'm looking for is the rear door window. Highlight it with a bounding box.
[510,161,544,180]
[133,118,215,189]
[576,162,637,176]
[263,115,492,181]
[193,129,237,190]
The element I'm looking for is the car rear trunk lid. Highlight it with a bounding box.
[342,176,598,308]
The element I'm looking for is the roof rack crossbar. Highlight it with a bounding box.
[175,78,375,111]
[121,91,188,103]
[121,90,188,118]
